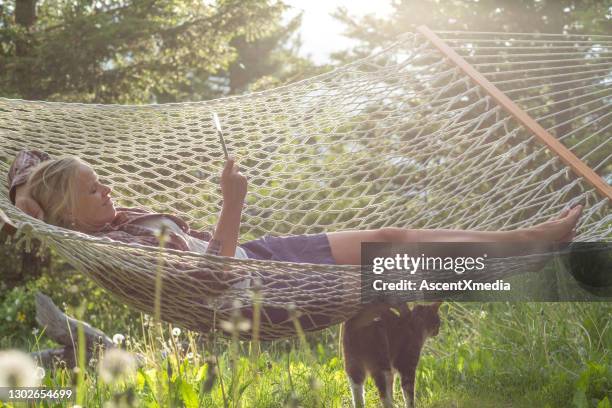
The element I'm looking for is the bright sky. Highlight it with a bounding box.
[283,0,393,64]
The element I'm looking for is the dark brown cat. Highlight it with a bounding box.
[341,302,442,408]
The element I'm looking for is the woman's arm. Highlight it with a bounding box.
[209,204,243,257]
[207,157,247,257]
[8,150,50,219]
[8,150,51,203]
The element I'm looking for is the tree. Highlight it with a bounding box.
[224,12,314,94]
[328,0,611,218]
[330,0,612,61]
[0,0,298,103]
[0,0,321,296]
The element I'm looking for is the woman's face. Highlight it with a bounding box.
[71,163,116,231]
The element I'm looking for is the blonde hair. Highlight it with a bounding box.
[27,157,84,228]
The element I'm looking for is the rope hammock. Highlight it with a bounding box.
[0,28,610,340]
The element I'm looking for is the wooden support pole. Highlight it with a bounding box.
[417,25,612,203]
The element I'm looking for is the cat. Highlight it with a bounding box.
[341,302,442,408]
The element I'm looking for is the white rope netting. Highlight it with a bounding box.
[0,30,610,339]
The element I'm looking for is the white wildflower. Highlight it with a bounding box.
[220,318,251,333]
[171,327,181,337]
[0,350,41,387]
[98,349,137,384]
[112,333,125,345]
[35,366,45,380]
[219,320,235,332]
[236,319,251,332]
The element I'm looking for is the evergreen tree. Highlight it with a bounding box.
[331,0,612,61]
[0,0,302,103]
[328,0,611,220]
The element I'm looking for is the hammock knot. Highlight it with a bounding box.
[14,222,35,254]
[10,221,50,259]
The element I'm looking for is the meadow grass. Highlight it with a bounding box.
[0,301,610,408]
[2,235,610,407]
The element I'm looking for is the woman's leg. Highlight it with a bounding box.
[327,205,582,265]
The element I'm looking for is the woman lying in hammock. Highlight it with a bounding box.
[9,150,583,266]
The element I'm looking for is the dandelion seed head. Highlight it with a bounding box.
[236,319,251,332]
[35,366,45,380]
[219,320,235,332]
[287,303,297,313]
[172,327,181,337]
[112,333,125,345]
[98,349,137,384]
[0,350,41,387]
[251,278,263,291]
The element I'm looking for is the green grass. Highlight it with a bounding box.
[2,241,610,407]
[1,302,610,408]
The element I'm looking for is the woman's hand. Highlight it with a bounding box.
[210,157,246,257]
[15,189,45,220]
[220,157,247,209]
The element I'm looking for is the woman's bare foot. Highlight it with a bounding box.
[523,205,583,243]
